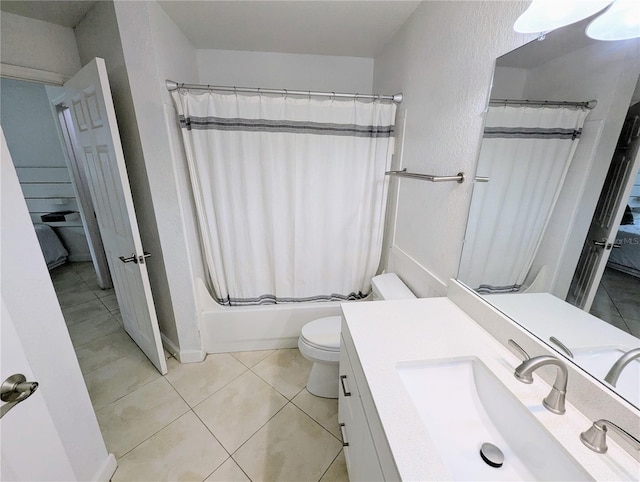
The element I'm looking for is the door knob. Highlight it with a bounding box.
[119,253,137,263]
[1,374,38,419]
[592,240,615,250]
[119,252,151,264]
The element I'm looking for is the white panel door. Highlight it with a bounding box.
[0,299,76,482]
[1,128,106,481]
[568,103,640,309]
[63,58,166,374]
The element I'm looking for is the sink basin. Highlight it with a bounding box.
[396,357,592,481]
[572,347,640,406]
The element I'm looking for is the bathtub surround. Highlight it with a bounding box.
[172,90,397,305]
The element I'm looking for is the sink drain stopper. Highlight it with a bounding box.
[480,442,504,468]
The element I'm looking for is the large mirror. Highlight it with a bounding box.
[458,17,640,408]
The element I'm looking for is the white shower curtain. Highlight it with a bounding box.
[172,90,396,305]
[459,105,589,292]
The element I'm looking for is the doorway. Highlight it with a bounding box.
[589,168,640,337]
[0,77,150,370]
[568,97,640,335]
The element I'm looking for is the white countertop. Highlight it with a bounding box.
[483,293,640,351]
[341,297,640,481]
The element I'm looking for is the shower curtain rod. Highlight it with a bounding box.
[166,80,403,104]
[490,99,597,109]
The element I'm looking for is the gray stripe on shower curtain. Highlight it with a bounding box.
[179,115,395,138]
[216,291,370,306]
[484,127,582,139]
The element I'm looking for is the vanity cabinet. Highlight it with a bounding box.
[339,333,399,481]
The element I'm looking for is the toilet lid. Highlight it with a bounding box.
[301,316,342,351]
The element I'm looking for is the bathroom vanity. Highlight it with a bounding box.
[338,290,640,481]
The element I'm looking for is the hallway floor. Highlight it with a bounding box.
[51,262,348,482]
[590,267,640,338]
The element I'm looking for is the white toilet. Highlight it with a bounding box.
[298,273,415,398]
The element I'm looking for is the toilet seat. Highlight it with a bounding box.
[300,316,341,352]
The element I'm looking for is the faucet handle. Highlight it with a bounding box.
[580,419,640,454]
[508,339,531,362]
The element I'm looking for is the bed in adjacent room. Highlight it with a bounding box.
[33,223,68,270]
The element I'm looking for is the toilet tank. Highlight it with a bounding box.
[371,273,416,301]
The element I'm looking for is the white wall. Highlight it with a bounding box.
[0,11,80,77]
[196,50,373,93]
[524,41,640,296]
[0,78,90,261]
[105,0,204,361]
[373,1,535,296]
[74,1,187,354]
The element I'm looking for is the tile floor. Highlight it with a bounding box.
[50,262,348,482]
[590,267,640,338]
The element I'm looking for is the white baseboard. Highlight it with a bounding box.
[161,333,205,364]
[93,453,117,482]
[207,337,299,354]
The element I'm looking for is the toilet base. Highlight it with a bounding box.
[306,361,339,399]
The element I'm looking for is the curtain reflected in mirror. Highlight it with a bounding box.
[459,104,589,293]
[457,17,640,408]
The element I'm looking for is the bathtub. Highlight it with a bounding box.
[197,278,366,353]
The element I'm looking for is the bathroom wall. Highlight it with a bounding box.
[196,49,373,93]
[0,77,90,261]
[75,0,198,358]
[112,0,205,360]
[372,1,535,296]
[0,11,80,78]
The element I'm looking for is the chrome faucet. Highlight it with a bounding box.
[603,347,640,387]
[580,419,640,454]
[508,339,568,414]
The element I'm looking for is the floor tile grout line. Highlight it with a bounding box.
[166,358,251,410]
[68,316,123,348]
[289,396,342,443]
[317,449,344,482]
[604,280,637,333]
[288,398,343,443]
[189,406,234,459]
[228,455,254,482]
[91,372,163,413]
[228,400,293,458]
[74,332,143,377]
[108,403,192,460]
